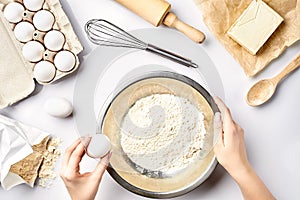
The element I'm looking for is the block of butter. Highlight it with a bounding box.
[227,0,283,55]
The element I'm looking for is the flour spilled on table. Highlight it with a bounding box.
[9,137,62,188]
[120,94,207,174]
[37,137,62,188]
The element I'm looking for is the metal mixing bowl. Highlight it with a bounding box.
[97,71,219,198]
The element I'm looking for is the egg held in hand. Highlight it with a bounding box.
[87,134,111,158]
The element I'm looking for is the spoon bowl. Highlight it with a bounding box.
[247,79,276,106]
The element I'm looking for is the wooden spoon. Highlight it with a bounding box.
[247,53,300,106]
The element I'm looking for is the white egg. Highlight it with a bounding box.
[44,30,65,51]
[14,22,35,42]
[87,134,111,158]
[33,10,55,32]
[34,61,56,82]
[54,50,76,72]
[3,2,25,23]
[23,0,45,11]
[22,41,44,62]
[44,97,73,118]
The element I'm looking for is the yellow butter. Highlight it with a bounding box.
[227,0,283,55]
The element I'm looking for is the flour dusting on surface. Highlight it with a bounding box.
[38,137,62,188]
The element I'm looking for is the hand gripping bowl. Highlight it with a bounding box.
[96,71,219,198]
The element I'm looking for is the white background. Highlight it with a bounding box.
[1,0,300,199]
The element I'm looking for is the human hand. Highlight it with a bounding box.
[213,97,251,180]
[60,139,111,200]
[213,98,275,200]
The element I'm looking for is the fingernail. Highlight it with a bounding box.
[214,112,223,144]
[213,96,220,101]
[80,136,92,147]
[101,151,112,165]
[108,151,112,159]
[214,112,221,123]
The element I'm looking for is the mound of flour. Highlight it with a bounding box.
[120,94,207,173]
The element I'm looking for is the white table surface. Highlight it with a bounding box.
[1,0,300,199]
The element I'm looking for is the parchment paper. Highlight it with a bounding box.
[194,0,300,76]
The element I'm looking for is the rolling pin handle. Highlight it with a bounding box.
[163,12,206,43]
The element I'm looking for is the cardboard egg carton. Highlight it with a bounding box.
[0,0,83,109]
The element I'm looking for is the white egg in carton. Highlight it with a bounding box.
[0,0,82,108]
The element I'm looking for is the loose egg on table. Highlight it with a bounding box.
[3,2,25,23]
[23,0,45,12]
[33,60,56,82]
[33,10,55,32]
[44,30,65,51]
[44,97,73,118]
[54,50,76,72]
[14,21,35,42]
[22,41,45,62]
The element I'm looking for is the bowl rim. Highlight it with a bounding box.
[99,70,219,198]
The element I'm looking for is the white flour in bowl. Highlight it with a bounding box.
[120,94,207,173]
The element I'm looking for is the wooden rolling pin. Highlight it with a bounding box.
[115,0,206,43]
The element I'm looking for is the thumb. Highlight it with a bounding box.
[93,152,112,178]
[214,112,223,144]
[213,112,224,154]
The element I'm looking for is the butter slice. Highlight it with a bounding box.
[227,0,283,55]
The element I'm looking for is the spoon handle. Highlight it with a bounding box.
[273,54,300,84]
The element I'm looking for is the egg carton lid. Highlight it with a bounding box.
[0,0,83,109]
[0,7,35,109]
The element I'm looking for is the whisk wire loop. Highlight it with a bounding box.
[86,19,147,49]
[85,19,198,68]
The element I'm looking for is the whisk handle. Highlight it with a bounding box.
[146,44,198,68]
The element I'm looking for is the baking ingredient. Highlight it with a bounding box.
[3,2,25,23]
[23,0,45,12]
[227,0,283,55]
[54,50,76,71]
[44,30,65,51]
[34,61,56,82]
[37,137,62,188]
[9,137,49,185]
[86,134,111,158]
[33,10,55,32]
[9,137,62,188]
[44,97,73,118]
[0,114,50,189]
[0,0,83,109]
[22,41,45,62]
[195,0,300,76]
[14,21,35,42]
[120,94,206,173]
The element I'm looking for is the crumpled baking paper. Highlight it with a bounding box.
[194,0,300,76]
[0,115,49,190]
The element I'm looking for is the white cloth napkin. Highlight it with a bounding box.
[0,115,49,190]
